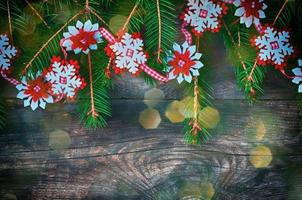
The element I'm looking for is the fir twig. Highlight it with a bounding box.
[24,0,50,29]
[22,11,83,75]
[156,0,162,62]
[7,0,13,41]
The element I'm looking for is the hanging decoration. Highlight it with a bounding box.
[16,73,54,111]
[182,0,228,36]
[251,25,294,69]
[0,33,17,72]
[166,42,204,83]
[292,59,302,93]
[62,20,103,54]
[109,32,147,75]
[233,0,267,30]
[44,56,86,100]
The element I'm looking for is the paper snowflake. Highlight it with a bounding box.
[252,26,294,69]
[183,0,227,35]
[62,20,103,54]
[233,0,267,28]
[44,57,85,100]
[110,33,147,74]
[166,41,204,83]
[292,59,302,93]
[16,73,54,111]
[0,34,17,71]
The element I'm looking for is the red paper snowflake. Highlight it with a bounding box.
[181,0,228,36]
[44,56,86,100]
[251,25,295,69]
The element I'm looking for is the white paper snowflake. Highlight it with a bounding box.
[62,20,103,54]
[44,57,85,99]
[166,42,204,83]
[0,34,17,71]
[292,59,302,93]
[16,73,54,111]
[110,33,147,74]
[233,0,267,28]
[253,26,294,68]
[184,0,225,35]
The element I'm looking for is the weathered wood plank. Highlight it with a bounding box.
[0,98,300,199]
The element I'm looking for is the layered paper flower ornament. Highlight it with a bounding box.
[292,59,302,93]
[16,73,54,111]
[62,20,103,54]
[0,34,18,71]
[166,42,204,83]
[109,32,147,75]
[183,0,227,36]
[233,0,267,28]
[251,26,294,69]
[44,56,86,100]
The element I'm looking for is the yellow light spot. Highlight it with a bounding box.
[109,15,128,34]
[144,88,164,108]
[165,100,185,123]
[49,130,71,150]
[255,120,266,141]
[249,145,273,168]
[180,96,198,118]
[139,108,161,129]
[180,182,215,200]
[198,107,220,129]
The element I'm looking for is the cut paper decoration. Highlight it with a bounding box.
[62,20,103,54]
[251,26,294,69]
[16,73,54,111]
[183,0,227,36]
[44,56,86,100]
[0,34,17,71]
[233,0,267,29]
[166,41,204,83]
[110,32,147,75]
[292,59,302,93]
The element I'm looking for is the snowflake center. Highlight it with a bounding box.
[33,85,41,93]
[178,59,186,68]
[251,1,255,8]
[59,76,67,84]
[199,9,208,18]
[80,38,88,45]
[126,49,135,57]
[270,41,279,50]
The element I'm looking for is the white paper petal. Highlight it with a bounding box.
[176,75,184,83]
[235,7,245,17]
[299,84,302,93]
[68,26,79,35]
[76,21,84,29]
[173,43,181,53]
[84,20,92,32]
[31,100,39,111]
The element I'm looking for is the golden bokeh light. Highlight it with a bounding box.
[249,145,273,168]
[180,96,198,118]
[48,129,71,150]
[180,182,215,200]
[165,100,185,123]
[139,108,161,129]
[143,88,165,108]
[255,120,266,141]
[198,106,220,129]
[109,15,128,34]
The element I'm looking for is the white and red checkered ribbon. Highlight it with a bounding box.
[139,63,168,82]
[99,28,116,44]
[181,22,192,45]
[99,27,168,82]
[1,71,20,86]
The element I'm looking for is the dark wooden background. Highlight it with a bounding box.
[0,38,301,200]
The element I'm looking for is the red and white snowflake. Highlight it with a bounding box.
[233,0,267,28]
[62,20,103,54]
[16,73,53,111]
[251,26,294,69]
[44,56,85,100]
[183,0,227,36]
[0,34,17,71]
[166,42,204,83]
[292,59,302,93]
[109,33,147,75]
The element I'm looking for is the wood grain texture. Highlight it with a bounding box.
[0,37,301,200]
